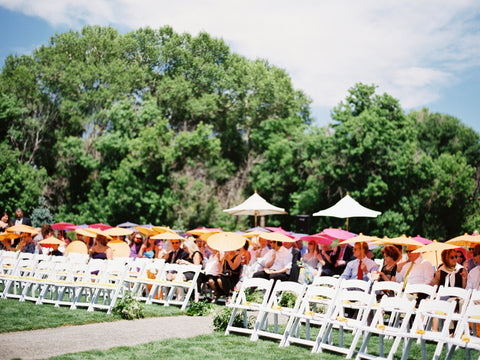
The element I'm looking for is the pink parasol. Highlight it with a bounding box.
[411,235,433,245]
[51,222,76,231]
[322,228,357,241]
[88,223,113,231]
[265,226,292,236]
[301,234,333,245]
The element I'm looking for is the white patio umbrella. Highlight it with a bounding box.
[223,191,287,227]
[312,193,381,231]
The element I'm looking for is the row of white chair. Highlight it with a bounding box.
[225,276,480,360]
[0,255,202,312]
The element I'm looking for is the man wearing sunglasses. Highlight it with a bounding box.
[165,239,189,264]
[467,244,480,290]
[396,245,434,288]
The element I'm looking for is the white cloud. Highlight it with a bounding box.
[1,0,480,116]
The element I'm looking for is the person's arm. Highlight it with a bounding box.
[460,268,468,288]
[340,261,353,279]
[432,269,441,286]
[106,247,113,260]
[138,245,146,258]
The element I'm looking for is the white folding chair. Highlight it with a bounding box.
[87,261,129,313]
[250,280,306,342]
[401,298,457,360]
[35,262,75,305]
[354,295,417,360]
[311,276,342,289]
[340,279,372,293]
[313,289,376,358]
[149,264,202,310]
[20,260,56,303]
[0,257,19,296]
[70,260,108,310]
[434,285,471,322]
[444,301,480,360]
[280,283,340,348]
[2,259,37,299]
[225,277,274,336]
[402,283,438,301]
[130,258,166,303]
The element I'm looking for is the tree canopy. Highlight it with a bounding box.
[1,25,479,240]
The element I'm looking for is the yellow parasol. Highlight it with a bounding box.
[6,224,38,235]
[151,232,184,241]
[371,235,423,247]
[412,240,458,267]
[39,236,66,246]
[134,226,157,237]
[342,233,380,244]
[446,233,480,247]
[207,232,246,252]
[152,226,177,234]
[65,240,88,255]
[108,240,130,257]
[104,227,133,237]
[258,231,296,243]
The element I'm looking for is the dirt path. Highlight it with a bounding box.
[0,315,214,360]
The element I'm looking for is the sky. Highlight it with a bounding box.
[0,0,479,133]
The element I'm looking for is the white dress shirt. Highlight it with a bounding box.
[395,256,434,285]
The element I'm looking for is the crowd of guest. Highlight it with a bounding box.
[2,207,480,304]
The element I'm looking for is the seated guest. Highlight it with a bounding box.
[238,242,252,266]
[194,236,212,261]
[340,241,378,281]
[163,238,189,263]
[49,243,63,257]
[18,232,39,254]
[177,238,204,281]
[139,236,158,259]
[214,250,242,302]
[456,248,467,268]
[252,240,293,283]
[376,245,402,282]
[90,234,113,260]
[318,243,335,276]
[0,211,13,233]
[251,237,270,270]
[395,245,434,304]
[302,240,320,269]
[283,240,301,282]
[466,245,480,290]
[332,241,355,276]
[433,248,467,289]
[129,234,144,258]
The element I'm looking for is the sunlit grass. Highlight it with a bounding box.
[0,298,184,333]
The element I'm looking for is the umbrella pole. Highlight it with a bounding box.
[346,218,349,232]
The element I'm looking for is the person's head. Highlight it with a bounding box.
[272,241,282,250]
[456,249,466,265]
[283,241,294,249]
[382,245,401,263]
[41,224,53,238]
[441,249,457,268]
[21,232,32,243]
[472,244,480,266]
[170,239,181,251]
[243,242,249,251]
[15,208,23,219]
[295,239,304,250]
[52,244,60,251]
[406,245,421,262]
[307,240,318,254]
[194,236,206,248]
[258,238,267,248]
[96,234,108,247]
[353,242,368,259]
[1,211,9,223]
[132,234,143,245]
[321,243,332,252]
[183,237,199,255]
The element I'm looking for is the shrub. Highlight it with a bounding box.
[112,293,145,320]
[279,291,297,308]
[245,289,265,303]
[186,300,215,316]
[213,306,255,332]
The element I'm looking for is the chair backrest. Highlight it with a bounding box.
[266,281,306,312]
[1,250,19,260]
[370,280,403,298]
[17,252,35,260]
[232,277,274,307]
[302,283,340,315]
[412,298,457,336]
[403,283,437,299]
[340,279,371,292]
[66,252,89,264]
[311,276,342,289]
[435,285,471,303]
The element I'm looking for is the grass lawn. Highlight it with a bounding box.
[1,298,478,360]
[0,298,184,333]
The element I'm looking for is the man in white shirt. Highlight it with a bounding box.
[467,245,480,290]
[253,241,293,282]
[340,241,378,281]
[396,245,435,287]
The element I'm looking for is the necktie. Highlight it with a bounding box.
[402,262,414,290]
[357,260,363,280]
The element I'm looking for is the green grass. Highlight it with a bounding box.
[0,298,184,333]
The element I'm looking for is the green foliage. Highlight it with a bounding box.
[244,289,266,304]
[112,293,145,320]
[212,306,255,332]
[186,300,215,316]
[31,197,55,227]
[279,291,297,308]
